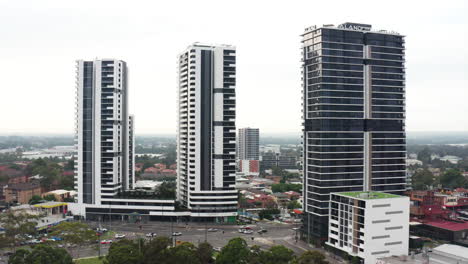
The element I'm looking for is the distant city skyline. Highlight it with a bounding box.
[0,0,467,134]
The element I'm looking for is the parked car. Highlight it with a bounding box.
[115,234,126,239]
[172,232,182,236]
[213,247,222,252]
[146,232,157,237]
[100,240,113,244]
[207,228,218,232]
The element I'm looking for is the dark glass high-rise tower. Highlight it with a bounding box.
[301,23,406,241]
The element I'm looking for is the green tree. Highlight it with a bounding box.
[417,147,432,165]
[258,209,280,220]
[197,242,214,264]
[165,242,200,264]
[105,239,143,264]
[271,184,302,193]
[287,200,301,210]
[142,236,171,263]
[440,169,467,189]
[216,237,251,264]
[411,169,434,190]
[50,222,97,258]
[9,244,73,264]
[351,256,361,264]
[29,194,44,205]
[0,210,38,251]
[43,194,57,201]
[296,250,328,264]
[263,245,295,264]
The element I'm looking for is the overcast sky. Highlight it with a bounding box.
[0,0,467,135]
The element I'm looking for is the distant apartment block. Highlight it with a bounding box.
[261,152,298,170]
[5,182,42,204]
[326,192,409,263]
[238,160,260,176]
[237,128,260,160]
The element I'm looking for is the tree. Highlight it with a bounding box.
[216,237,251,264]
[263,245,295,264]
[0,210,39,251]
[259,209,280,220]
[411,169,434,190]
[351,256,361,264]
[29,194,44,205]
[43,194,57,201]
[105,239,143,264]
[417,147,432,165]
[296,251,328,264]
[9,244,73,264]
[197,242,214,264]
[440,169,467,189]
[271,184,302,193]
[287,200,301,210]
[165,242,200,264]
[142,236,171,263]
[50,222,97,258]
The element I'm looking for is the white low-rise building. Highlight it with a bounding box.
[326,191,409,264]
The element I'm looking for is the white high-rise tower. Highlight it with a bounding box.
[75,59,134,205]
[177,43,238,222]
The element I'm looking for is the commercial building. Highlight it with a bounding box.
[327,192,409,263]
[261,152,298,170]
[301,22,406,241]
[4,182,42,204]
[237,128,260,160]
[176,43,238,222]
[238,160,260,176]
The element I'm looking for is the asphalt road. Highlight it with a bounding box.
[84,220,345,263]
[0,221,345,263]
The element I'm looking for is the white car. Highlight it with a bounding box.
[114,234,126,239]
[172,232,182,236]
[243,229,254,234]
[146,232,156,237]
[213,247,222,252]
[207,228,218,232]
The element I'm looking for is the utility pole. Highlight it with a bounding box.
[171,216,174,247]
[204,219,207,243]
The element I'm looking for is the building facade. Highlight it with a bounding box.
[237,128,260,160]
[301,23,406,240]
[75,59,134,205]
[327,192,409,263]
[176,43,238,221]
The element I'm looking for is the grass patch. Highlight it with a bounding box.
[75,256,105,264]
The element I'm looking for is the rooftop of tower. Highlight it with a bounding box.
[303,22,402,36]
[334,191,403,200]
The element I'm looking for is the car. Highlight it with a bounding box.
[146,232,156,237]
[115,234,126,239]
[96,227,108,233]
[27,239,42,245]
[100,240,113,244]
[207,228,218,232]
[243,229,254,234]
[172,232,182,236]
[257,229,267,234]
[213,247,222,252]
[292,227,300,231]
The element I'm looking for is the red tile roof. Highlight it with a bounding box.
[422,220,468,232]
